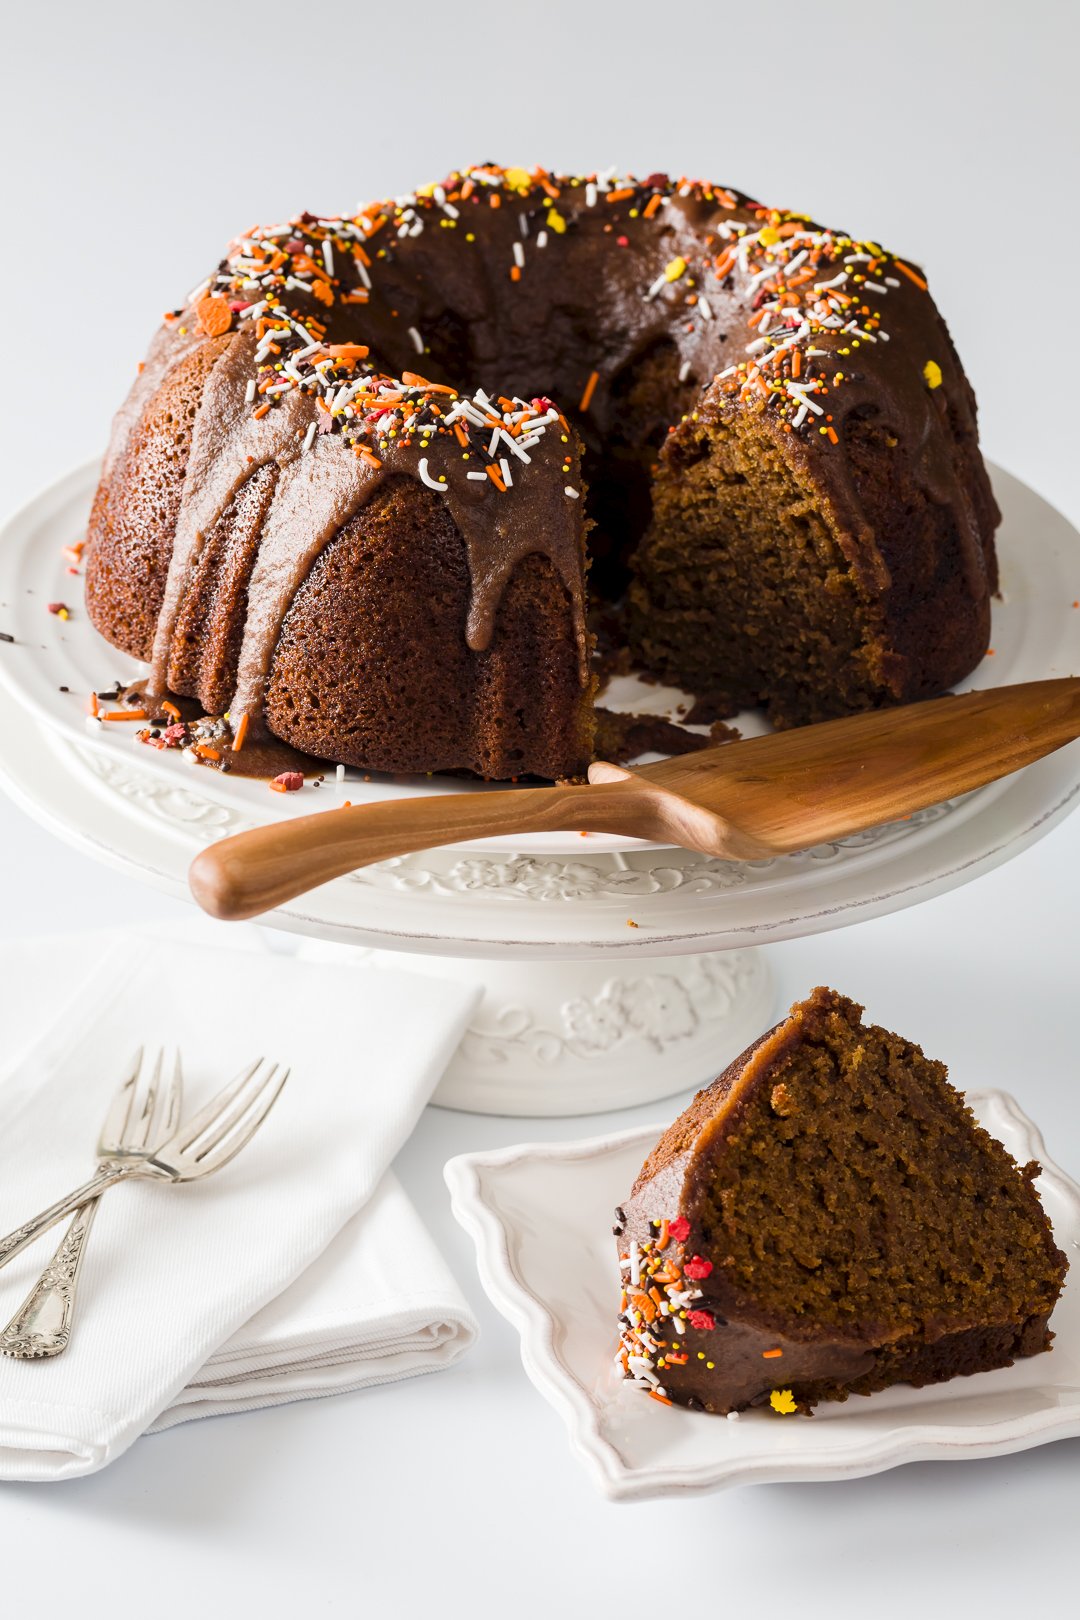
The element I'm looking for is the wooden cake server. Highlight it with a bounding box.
[189,677,1080,921]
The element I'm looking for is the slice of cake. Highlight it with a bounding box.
[615,988,1067,1415]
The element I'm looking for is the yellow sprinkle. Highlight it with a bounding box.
[758,226,780,246]
[769,1388,798,1415]
[504,167,532,192]
[664,256,687,282]
[546,208,567,235]
[923,360,943,389]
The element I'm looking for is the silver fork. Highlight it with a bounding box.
[0,1057,289,1337]
[0,1046,183,1359]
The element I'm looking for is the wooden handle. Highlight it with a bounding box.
[188,774,669,921]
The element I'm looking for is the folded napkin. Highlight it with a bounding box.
[0,926,479,1482]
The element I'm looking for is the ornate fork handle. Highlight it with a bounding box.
[0,1160,149,1274]
[0,1197,103,1358]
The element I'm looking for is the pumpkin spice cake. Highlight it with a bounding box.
[84,166,998,780]
[615,988,1067,1415]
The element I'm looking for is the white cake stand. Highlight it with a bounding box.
[1,462,1078,1115]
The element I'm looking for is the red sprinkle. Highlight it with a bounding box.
[47,601,69,616]
[668,1216,691,1243]
[270,771,304,793]
[683,1255,713,1280]
[687,1309,716,1331]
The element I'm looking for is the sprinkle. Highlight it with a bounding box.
[579,370,600,412]
[301,422,317,454]
[564,486,580,499]
[47,602,70,619]
[335,763,346,783]
[894,259,929,291]
[769,1389,798,1415]
[664,256,687,282]
[101,708,148,723]
[512,241,525,269]
[270,772,304,793]
[546,208,566,235]
[762,1348,784,1359]
[408,326,424,353]
[232,713,250,753]
[626,916,638,927]
[417,457,448,492]
[923,359,943,389]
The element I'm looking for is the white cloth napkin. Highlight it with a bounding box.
[0,926,479,1482]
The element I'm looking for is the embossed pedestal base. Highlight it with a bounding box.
[367,946,775,1116]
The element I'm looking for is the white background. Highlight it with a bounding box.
[1,0,1078,1612]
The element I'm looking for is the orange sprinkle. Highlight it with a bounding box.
[87,692,100,717]
[324,343,369,360]
[454,423,469,447]
[509,265,521,281]
[626,918,639,928]
[894,259,928,291]
[605,187,635,204]
[357,448,383,469]
[162,701,181,720]
[791,350,802,379]
[489,193,501,209]
[643,193,664,219]
[579,370,600,413]
[648,1391,674,1407]
[987,647,996,655]
[762,1348,784,1359]
[252,403,272,419]
[485,463,507,492]
[233,713,250,753]
[826,426,839,444]
[194,744,222,762]
[102,708,148,723]
[656,1219,670,1250]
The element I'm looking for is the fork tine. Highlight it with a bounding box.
[189,1062,279,1162]
[173,1057,264,1151]
[96,1046,144,1155]
[161,1049,184,1139]
[130,1047,164,1151]
[195,1067,290,1173]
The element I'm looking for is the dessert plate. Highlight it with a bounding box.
[445,1092,1080,1500]
[1,460,1078,861]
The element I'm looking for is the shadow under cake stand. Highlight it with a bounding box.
[1,461,1078,1115]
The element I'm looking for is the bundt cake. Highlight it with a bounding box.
[615,988,1067,1415]
[85,166,999,780]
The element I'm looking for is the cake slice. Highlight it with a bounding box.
[615,988,1067,1414]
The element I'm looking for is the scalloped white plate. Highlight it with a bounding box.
[445,1092,1080,1500]
[1,458,1078,860]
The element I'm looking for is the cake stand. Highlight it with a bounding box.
[1,461,1078,1115]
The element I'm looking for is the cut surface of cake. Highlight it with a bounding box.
[85,166,1000,779]
[615,988,1067,1414]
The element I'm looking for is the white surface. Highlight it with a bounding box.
[2,0,1079,1613]
[0,927,478,1479]
[4,461,1080,960]
[446,1098,1080,1500]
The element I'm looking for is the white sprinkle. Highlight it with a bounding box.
[513,241,525,268]
[586,182,598,207]
[518,213,529,237]
[336,764,345,784]
[792,403,809,429]
[536,230,548,249]
[244,379,256,404]
[408,327,424,353]
[814,270,849,291]
[645,272,668,301]
[726,1411,741,1422]
[442,202,460,220]
[417,457,447,492]
[322,240,334,275]
[302,422,317,454]
[564,485,580,500]
[697,295,713,322]
[466,471,488,481]
[884,276,901,288]
[862,280,888,293]
[499,457,513,488]
[678,360,692,383]
[843,252,872,264]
